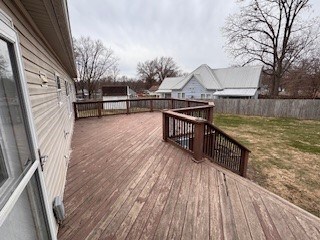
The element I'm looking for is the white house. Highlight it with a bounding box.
[156,64,263,99]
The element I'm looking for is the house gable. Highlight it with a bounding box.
[172,76,213,99]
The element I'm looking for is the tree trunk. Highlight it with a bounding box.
[272,74,281,97]
[81,88,85,99]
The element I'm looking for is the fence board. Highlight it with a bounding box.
[214,99,320,120]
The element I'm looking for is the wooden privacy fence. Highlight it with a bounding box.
[214,99,320,120]
[162,109,250,177]
[73,98,209,119]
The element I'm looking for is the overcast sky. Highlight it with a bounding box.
[68,0,320,78]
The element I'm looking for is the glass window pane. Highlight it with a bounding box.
[0,37,33,208]
[0,175,50,239]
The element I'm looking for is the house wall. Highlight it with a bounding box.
[0,0,75,232]
[171,76,213,99]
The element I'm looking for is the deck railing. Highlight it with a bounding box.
[162,109,250,177]
[73,98,249,177]
[203,123,249,176]
[73,98,209,119]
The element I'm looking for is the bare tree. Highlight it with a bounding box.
[137,59,158,88]
[155,57,180,82]
[223,0,319,96]
[137,56,181,88]
[74,36,119,98]
[283,56,320,98]
[111,65,120,82]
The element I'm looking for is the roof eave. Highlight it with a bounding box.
[19,0,77,78]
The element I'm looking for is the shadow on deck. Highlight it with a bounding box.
[58,112,320,240]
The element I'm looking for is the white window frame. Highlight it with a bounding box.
[206,93,211,99]
[200,93,205,99]
[177,92,185,99]
[65,80,73,116]
[0,10,56,238]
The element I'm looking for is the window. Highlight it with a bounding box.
[65,80,69,96]
[56,74,62,104]
[65,80,72,115]
[0,36,33,206]
[206,94,211,99]
[200,94,205,99]
[178,92,185,99]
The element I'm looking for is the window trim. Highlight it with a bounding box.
[55,72,62,106]
[177,92,185,99]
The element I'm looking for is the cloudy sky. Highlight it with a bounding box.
[68,0,320,78]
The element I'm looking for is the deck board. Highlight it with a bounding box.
[58,112,320,240]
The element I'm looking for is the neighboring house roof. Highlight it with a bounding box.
[20,0,77,77]
[157,77,184,92]
[212,65,263,88]
[213,88,258,97]
[174,64,223,90]
[129,88,136,96]
[157,64,263,95]
[102,86,128,96]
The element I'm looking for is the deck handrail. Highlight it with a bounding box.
[162,109,250,177]
[73,98,210,119]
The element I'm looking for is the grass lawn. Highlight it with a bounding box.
[213,113,320,218]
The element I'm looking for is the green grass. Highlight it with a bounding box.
[213,113,320,217]
[214,114,320,154]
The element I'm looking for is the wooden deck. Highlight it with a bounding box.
[58,112,320,240]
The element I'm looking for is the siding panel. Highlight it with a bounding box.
[0,0,75,232]
[172,76,213,99]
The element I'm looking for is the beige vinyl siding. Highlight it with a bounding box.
[0,0,75,228]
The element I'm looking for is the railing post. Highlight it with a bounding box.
[193,118,206,163]
[73,102,78,120]
[187,101,191,107]
[239,150,249,177]
[126,100,130,114]
[208,105,214,123]
[150,99,153,112]
[162,110,169,141]
[98,101,102,118]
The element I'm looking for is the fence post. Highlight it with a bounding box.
[171,99,174,109]
[150,99,154,112]
[126,100,130,114]
[239,150,249,177]
[162,111,169,141]
[193,118,206,163]
[98,101,102,118]
[73,102,78,120]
